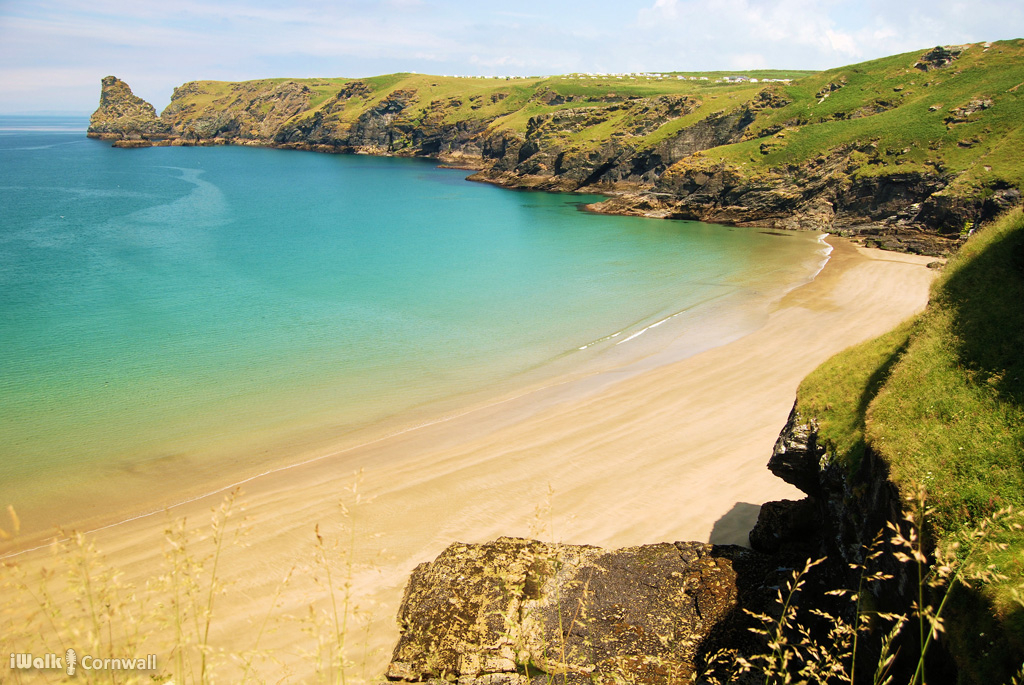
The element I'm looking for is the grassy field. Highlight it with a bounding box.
[701,41,1024,193]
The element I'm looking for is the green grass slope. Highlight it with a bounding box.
[796,208,1024,679]
[694,40,1024,205]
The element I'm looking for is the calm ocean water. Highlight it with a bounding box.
[0,117,828,528]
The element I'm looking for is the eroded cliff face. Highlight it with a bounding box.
[87,76,170,144]
[161,80,318,144]
[749,407,1024,685]
[587,147,980,254]
[468,94,708,191]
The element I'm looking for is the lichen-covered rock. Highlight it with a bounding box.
[945,98,994,125]
[384,537,769,684]
[87,76,170,140]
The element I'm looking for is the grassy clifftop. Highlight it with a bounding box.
[158,69,793,141]
[796,208,1024,679]
[697,41,1024,214]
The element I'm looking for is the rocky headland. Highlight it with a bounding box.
[88,41,1024,256]
[87,76,171,146]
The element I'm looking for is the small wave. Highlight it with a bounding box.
[3,139,87,151]
[616,310,681,345]
[809,233,834,281]
[0,127,85,133]
[578,330,622,350]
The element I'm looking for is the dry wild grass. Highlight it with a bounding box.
[701,490,1024,685]
[0,473,383,685]
[5,479,1023,684]
[520,485,597,685]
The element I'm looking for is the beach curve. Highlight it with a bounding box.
[2,236,938,682]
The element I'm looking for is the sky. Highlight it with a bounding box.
[1,0,1023,114]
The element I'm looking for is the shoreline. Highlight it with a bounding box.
[1,214,829,550]
[90,134,960,256]
[3,236,938,681]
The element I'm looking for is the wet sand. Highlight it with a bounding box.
[2,238,938,682]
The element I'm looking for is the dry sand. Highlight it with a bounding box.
[3,237,938,682]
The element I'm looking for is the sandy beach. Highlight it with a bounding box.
[2,237,938,682]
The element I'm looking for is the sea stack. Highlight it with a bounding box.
[87,75,170,145]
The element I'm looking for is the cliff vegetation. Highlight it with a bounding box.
[794,208,1024,682]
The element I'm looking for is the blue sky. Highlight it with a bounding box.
[2,0,1023,114]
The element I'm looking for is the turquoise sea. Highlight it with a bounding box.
[0,117,829,533]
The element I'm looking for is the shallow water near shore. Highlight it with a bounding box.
[0,118,828,535]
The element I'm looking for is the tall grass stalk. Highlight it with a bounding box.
[199,488,240,683]
[305,470,381,685]
[237,565,293,683]
[726,491,1024,685]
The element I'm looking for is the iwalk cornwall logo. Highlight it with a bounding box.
[9,648,157,676]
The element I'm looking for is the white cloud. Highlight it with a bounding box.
[635,0,865,67]
[729,53,768,70]
[632,0,1024,70]
[824,29,859,56]
[0,66,101,91]
[469,54,529,69]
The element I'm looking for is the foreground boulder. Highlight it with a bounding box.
[383,537,773,684]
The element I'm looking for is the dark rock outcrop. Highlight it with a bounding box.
[587,147,965,255]
[87,76,170,142]
[748,498,819,554]
[754,407,905,569]
[945,98,994,126]
[750,406,988,684]
[383,537,776,684]
[915,45,967,71]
